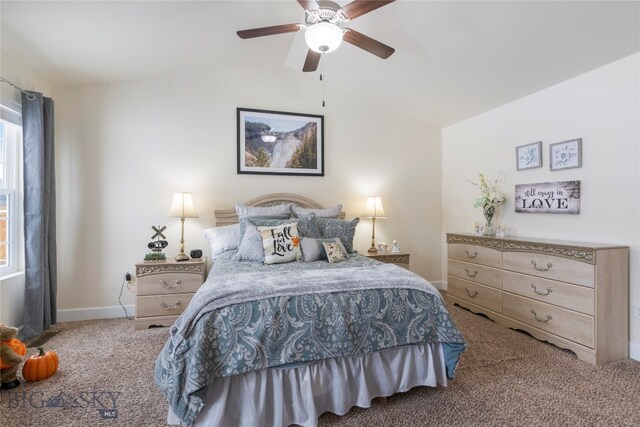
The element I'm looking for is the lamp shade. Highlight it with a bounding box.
[363,196,386,218]
[169,192,199,218]
[305,21,344,53]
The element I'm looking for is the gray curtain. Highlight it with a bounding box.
[21,91,57,340]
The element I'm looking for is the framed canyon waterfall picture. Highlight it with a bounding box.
[237,108,324,176]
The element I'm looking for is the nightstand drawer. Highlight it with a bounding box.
[448,244,501,268]
[137,272,203,296]
[448,276,502,313]
[448,259,502,289]
[136,293,193,318]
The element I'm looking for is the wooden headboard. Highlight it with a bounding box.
[214,193,346,226]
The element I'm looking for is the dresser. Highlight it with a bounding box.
[134,258,207,330]
[446,233,628,365]
[364,252,410,269]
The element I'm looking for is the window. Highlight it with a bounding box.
[0,118,22,276]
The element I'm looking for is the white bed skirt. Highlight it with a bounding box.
[167,343,448,427]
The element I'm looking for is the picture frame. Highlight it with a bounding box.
[237,108,324,176]
[516,141,543,170]
[549,138,582,171]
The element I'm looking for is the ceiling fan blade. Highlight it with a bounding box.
[302,50,321,72]
[297,0,318,11]
[341,0,396,20]
[343,29,395,59]
[237,24,301,39]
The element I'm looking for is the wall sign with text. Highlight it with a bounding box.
[515,181,580,214]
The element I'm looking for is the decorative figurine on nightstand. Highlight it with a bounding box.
[473,222,483,236]
[391,240,401,253]
[495,226,506,238]
[377,242,388,253]
[144,225,168,262]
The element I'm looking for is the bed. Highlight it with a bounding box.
[156,193,466,427]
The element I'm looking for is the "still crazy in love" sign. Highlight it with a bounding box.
[515,181,580,214]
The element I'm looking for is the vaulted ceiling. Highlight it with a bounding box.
[1,1,638,126]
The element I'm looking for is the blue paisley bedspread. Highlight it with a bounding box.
[155,252,466,425]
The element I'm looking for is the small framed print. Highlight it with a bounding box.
[550,138,582,171]
[516,141,542,170]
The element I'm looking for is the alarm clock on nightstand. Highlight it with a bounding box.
[190,249,203,259]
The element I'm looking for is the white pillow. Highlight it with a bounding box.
[203,224,241,259]
[292,204,342,218]
[258,223,302,265]
[235,203,292,219]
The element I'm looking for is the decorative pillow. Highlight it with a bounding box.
[235,203,292,219]
[317,217,360,253]
[258,223,302,265]
[296,213,321,238]
[300,237,348,262]
[322,241,347,263]
[237,216,296,249]
[292,204,342,218]
[203,224,240,259]
[234,218,293,261]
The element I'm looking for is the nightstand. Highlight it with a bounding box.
[364,252,410,270]
[134,258,207,330]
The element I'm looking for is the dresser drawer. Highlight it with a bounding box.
[448,259,502,289]
[448,276,502,313]
[136,293,193,318]
[503,252,594,288]
[502,293,594,348]
[137,272,203,296]
[448,244,501,268]
[503,271,594,315]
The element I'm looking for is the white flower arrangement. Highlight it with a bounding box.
[469,173,505,226]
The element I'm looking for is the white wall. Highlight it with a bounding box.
[442,53,640,359]
[52,65,442,315]
[0,52,52,327]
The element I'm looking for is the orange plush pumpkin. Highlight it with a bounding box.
[0,338,26,369]
[22,347,58,382]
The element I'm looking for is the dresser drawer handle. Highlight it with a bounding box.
[531,261,553,272]
[530,284,552,296]
[160,301,182,311]
[530,309,552,322]
[160,279,181,289]
[464,250,478,259]
[464,288,478,298]
[464,268,478,278]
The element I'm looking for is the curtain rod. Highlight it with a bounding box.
[1,77,37,100]
[0,77,26,92]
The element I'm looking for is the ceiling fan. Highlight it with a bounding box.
[237,0,396,72]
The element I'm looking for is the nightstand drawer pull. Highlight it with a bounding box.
[464,250,478,259]
[531,260,553,272]
[464,268,478,278]
[160,301,182,311]
[530,309,552,323]
[160,279,181,289]
[530,284,552,296]
[464,288,478,298]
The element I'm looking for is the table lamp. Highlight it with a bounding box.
[363,196,386,254]
[170,192,199,261]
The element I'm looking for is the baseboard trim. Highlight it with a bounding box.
[431,280,447,291]
[630,341,640,361]
[57,305,135,322]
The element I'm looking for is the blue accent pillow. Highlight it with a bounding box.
[316,217,360,253]
[296,213,321,238]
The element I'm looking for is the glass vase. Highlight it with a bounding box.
[483,211,496,236]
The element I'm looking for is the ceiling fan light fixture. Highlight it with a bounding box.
[305,21,343,53]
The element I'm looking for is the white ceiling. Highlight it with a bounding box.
[1,1,638,127]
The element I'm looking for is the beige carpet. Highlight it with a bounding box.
[2,304,640,426]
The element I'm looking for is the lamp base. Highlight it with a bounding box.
[175,253,190,262]
[368,246,378,254]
